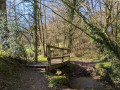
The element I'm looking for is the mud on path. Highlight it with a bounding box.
[11,67,51,90]
[68,60,96,78]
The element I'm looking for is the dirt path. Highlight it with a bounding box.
[12,67,51,90]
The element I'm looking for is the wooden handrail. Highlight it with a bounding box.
[51,55,70,59]
[46,44,70,71]
[47,45,70,50]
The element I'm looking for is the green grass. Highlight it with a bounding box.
[42,63,77,89]
[97,62,111,68]
[38,55,47,62]
[27,55,47,62]
[25,46,42,54]
[92,58,111,68]
[43,72,68,90]
[25,46,47,62]
[70,57,81,60]
[26,46,34,54]
[94,59,111,79]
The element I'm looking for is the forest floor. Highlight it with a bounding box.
[11,59,96,90]
[1,59,113,90]
[13,67,73,90]
[13,60,98,90]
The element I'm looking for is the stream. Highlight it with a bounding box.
[70,77,114,90]
[66,60,118,90]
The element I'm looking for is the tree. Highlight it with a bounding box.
[39,0,45,56]
[58,0,120,84]
[0,0,9,50]
[62,0,78,51]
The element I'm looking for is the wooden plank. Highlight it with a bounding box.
[62,60,70,65]
[25,65,47,68]
[63,55,70,58]
[51,55,70,59]
[62,49,64,63]
[47,45,51,71]
[47,45,70,50]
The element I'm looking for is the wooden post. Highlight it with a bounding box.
[62,49,64,63]
[68,49,70,62]
[47,45,51,71]
[46,45,48,57]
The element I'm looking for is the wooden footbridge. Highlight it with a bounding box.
[26,45,70,72]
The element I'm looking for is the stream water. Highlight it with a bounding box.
[70,77,114,90]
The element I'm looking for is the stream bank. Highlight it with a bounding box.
[63,60,116,90]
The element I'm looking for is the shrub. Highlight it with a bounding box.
[49,76,68,89]
[96,62,111,78]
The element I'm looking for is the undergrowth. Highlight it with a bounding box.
[42,63,77,90]
[95,57,120,88]
[43,72,69,90]
[0,50,26,89]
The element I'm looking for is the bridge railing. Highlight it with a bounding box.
[46,45,70,71]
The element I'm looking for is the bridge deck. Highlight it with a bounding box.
[25,45,70,71]
[25,60,70,71]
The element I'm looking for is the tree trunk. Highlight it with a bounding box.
[34,0,38,62]
[115,2,119,41]
[43,0,47,56]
